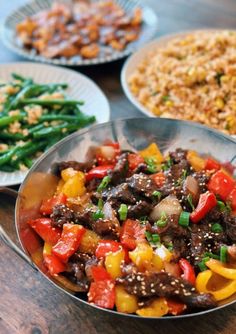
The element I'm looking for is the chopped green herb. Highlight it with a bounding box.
[211,223,223,233]
[220,245,228,263]
[178,211,190,227]
[145,156,158,173]
[145,231,160,245]
[152,190,161,200]
[97,198,103,210]
[152,234,160,243]
[203,252,220,260]
[161,157,173,171]
[162,95,170,102]
[167,242,173,251]
[97,175,111,192]
[155,211,167,228]
[145,231,153,243]
[118,203,128,221]
[198,257,210,271]
[92,210,104,220]
[187,194,195,210]
[139,216,148,225]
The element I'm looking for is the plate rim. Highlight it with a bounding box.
[0,61,110,186]
[1,0,159,66]
[121,28,236,118]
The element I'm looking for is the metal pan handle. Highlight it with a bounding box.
[0,187,37,271]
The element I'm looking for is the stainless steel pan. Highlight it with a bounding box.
[1,118,236,319]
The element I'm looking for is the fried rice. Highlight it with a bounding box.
[128,30,236,135]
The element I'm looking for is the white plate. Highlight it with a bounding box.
[0,62,110,186]
[121,29,236,137]
[1,0,158,66]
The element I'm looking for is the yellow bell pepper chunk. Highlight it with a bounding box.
[31,247,44,266]
[136,298,169,317]
[129,242,153,268]
[78,230,100,255]
[196,269,236,301]
[43,242,52,256]
[139,143,164,163]
[62,174,86,198]
[187,150,205,171]
[61,168,85,182]
[155,245,172,263]
[151,253,164,271]
[56,179,65,194]
[206,259,236,280]
[115,285,138,313]
[105,248,125,279]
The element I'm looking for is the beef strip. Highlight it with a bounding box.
[224,213,236,242]
[169,148,188,164]
[127,200,153,218]
[117,271,217,309]
[108,152,129,185]
[92,218,120,238]
[51,204,76,228]
[127,173,157,198]
[192,171,211,193]
[102,183,137,205]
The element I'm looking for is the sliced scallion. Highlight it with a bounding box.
[178,211,190,227]
[211,223,223,233]
[97,175,111,192]
[118,203,128,221]
[220,245,228,263]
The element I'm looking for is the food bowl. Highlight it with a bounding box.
[0,118,236,319]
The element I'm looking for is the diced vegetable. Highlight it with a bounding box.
[187,150,205,171]
[129,242,153,268]
[136,298,169,317]
[28,218,61,245]
[150,195,182,221]
[120,219,146,250]
[178,211,190,227]
[167,299,186,315]
[205,259,236,279]
[228,187,236,210]
[155,245,173,263]
[52,224,85,262]
[86,165,113,182]
[128,153,144,170]
[204,158,221,171]
[88,279,115,309]
[208,170,235,201]
[190,191,217,223]
[43,242,66,275]
[95,240,122,258]
[78,229,100,255]
[39,193,67,215]
[91,266,111,281]
[115,285,138,313]
[105,248,125,279]
[62,173,86,197]
[151,172,166,187]
[179,258,196,285]
[139,143,164,163]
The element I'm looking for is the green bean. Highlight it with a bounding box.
[26,123,45,135]
[0,165,17,172]
[0,114,24,128]
[12,141,47,165]
[22,157,33,169]
[39,114,82,122]
[11,73,29,82]
[0,132,25,141]
[20,98,84,106]
[0,147,18,166]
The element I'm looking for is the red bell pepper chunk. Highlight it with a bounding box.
[190,191,217,223]
[91,266,111,281]
[227,187,236,211]
[120,219,146,250]
[167,299,186,315]
[204,158,221,171]
[39,193,67,215]
[95,240,122,258]
[86,165,114,182]
[151,172,166,187]
[44,254,66,276]
[208,170,235,201]
[52,224,85,262]
[179,258,196,285]
[128,153,144,170]
[28,218,61,245]
[88,279,115,309]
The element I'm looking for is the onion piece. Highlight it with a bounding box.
[184,175,199,203]
[99,145,116,160]
[103,201,120,231]
[150,195,182,222]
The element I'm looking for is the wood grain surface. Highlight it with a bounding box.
[1,1,236,333]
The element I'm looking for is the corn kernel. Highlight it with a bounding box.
[215,98,225,110]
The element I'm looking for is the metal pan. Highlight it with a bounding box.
[1,118,236,319]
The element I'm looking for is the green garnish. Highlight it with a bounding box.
[145,231,160,245]
[211,223,223,233]
[162,95,170,101]
[145,156,158,173]
[152,190,161,200]
[92,210,104,220]
[118,204,128,221]
[198,257,210,271]
[167,242,173,251]
[178,211,190,227]
[203,252,220,260]
[97,198,103,210]
[97,175,111,192]
[155,211,167,228]
[161,157,173,171]
[217,200,231,213]
[139,216,148,225]
[187,194,195,210]
[220,245,228,263]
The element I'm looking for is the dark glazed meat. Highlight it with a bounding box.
[55,160,95,173]
[117,271,217,309]
[51,204,76,228]
[127,200,153,218]
[127,173,157,198]
[224,213,236,242]
[108,152,129,185]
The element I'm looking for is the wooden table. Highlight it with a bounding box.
[0,1,236,333]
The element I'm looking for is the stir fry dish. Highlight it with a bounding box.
[0,73,95,172]
[16,1,142,59]
[28,141,236,317]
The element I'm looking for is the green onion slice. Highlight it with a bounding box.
[118,203,128,221]
[178,211,190,227]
